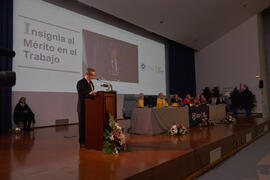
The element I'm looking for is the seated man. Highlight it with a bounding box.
[183,94,193,106]
[14,97,35,131]
[136,93,144,108]
[171,94,183,107]
[156,93,168,108]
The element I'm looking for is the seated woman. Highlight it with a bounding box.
[136,93,145,108]
[183,94,193,106]
[14,97,35,131]
[193,94,202,106]
[156,93,168,108]
[216,95,225,104]
[171,94,183,107]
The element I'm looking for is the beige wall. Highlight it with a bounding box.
[12,92,78,127]
[12,91,124,128]
[195,15,262,113]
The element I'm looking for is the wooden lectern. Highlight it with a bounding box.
[85,91,116,150]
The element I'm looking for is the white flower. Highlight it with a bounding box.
[114,148,119,154]
[116,124,122,131]
[171,125,178,135]
[179,128,183,134]
[110,135,114,141]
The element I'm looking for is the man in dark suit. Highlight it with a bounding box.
[77,68,97,146]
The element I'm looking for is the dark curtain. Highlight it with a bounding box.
[0,0,13,133]
[262,9,270,117]
[168,40,196,98]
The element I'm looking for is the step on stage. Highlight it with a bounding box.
[1,117,270,180]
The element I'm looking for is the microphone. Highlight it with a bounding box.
[101,84,109,87]
[96,78,113,91]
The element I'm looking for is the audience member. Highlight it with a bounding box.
[156,93,168,108]
[216,95,225,104]
[14,97,35,131]
[193,94,202,106]
[183,94,193,106]
[136,93,144,108]
[171,94,183,107]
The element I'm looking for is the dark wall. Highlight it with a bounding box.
[168,40,196,98]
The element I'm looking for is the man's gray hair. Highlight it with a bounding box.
[85,68,95,75]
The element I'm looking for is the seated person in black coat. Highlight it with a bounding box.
[14,97,35,131]
[216,95,225,105]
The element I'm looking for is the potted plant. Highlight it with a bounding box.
[212,86,221,98]
[230,88,241,116]
[241,87,256,116]
[202,87,212,103]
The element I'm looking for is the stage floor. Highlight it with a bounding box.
[0,117,269,180]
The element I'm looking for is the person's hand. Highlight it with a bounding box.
[89,91,97,96]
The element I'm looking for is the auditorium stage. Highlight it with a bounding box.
[0,117,270,180]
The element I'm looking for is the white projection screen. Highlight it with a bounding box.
[12,0,166,127]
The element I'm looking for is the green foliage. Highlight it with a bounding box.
[230,88,241,109]
[103,115,127,154]
[212,86,221,98]
[202,87,212,102]
[229,87,256,111]
[103,141,115,154]
[241,87,256,110]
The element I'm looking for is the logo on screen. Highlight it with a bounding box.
[140,63,146,72]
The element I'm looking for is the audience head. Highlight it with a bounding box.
[193,95,200,103]
[85,67,96,81]
[158,93,165,99]
[19,97,26,104]
[139,93,144,99]
[219,95,223,101]
[174,94,179,100]
[186,94,191,100]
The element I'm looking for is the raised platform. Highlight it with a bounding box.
[0,117,269,180]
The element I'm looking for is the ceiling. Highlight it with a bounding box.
[78,0,270,50]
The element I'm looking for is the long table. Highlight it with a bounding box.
[130,106,189,135]
[209,104,226,123]
[130,104,226,135]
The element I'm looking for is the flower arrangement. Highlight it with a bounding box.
[169,124,188,136]
[199,118,215,127]
[224,115,236,124]
[103,115,128,154]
